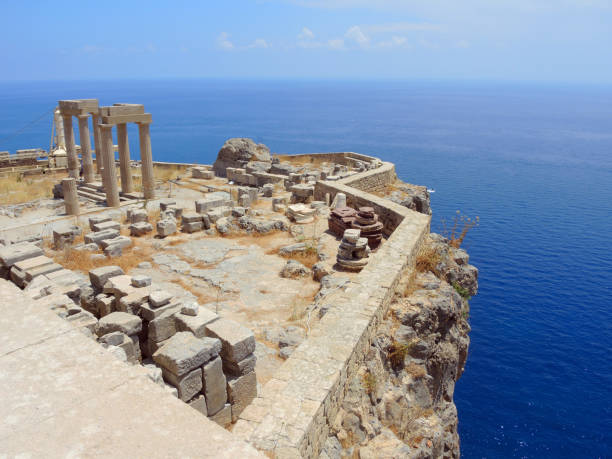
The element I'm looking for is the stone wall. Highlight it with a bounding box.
[339,161,397,193]
[234,172,430,457]
[314,163,402,236]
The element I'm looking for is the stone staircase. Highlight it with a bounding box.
[77,181,142,204]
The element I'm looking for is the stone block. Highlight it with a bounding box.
[98,331,138,363]
[0,243,44,268]
[168,206,183,219]
[84,229,121,247]
[196,198,232,214]
[153,332,221,376]
[103,275,134,298]
[52,226,82,249]
[156,219,177,238]
[203,356,227,415]
[223,353,257,377]
[95,294,114,317]
[129,222,153,237]
[181,302,199,316]
[175,308,219,338]
[205,318,256,363]
[96,311,142,337]
[181,212,203,224]
[100,236,131,250]
[89,265,125,290]
[188,395,208,416]
[182,221,203,233]
[117,287,151,315]
[262,183,274,197]
[24,263,63,282]
[209,403,232,427]
[148,305,181,343]
[131,275,151,288]
[206,206,232,223]
[227,371,257,422]
[159,199,176,211]
[91,220,121,233]
[88,215,112,230]
[149,290,172,308]
[138,299,179,321]
[162,367,202,402]
[130,209,148,224]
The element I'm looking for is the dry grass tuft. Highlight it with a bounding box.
[362,371,377,394]
[267,244,319,269]
[52,240,154,274]
[406,362,427,379]
[415,243,441,275]
[442,211,479,248]
[0,173,59,205]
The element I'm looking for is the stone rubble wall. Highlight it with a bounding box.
[337,161,397,194]
[234,162,431,457]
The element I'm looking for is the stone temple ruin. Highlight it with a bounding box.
[0,116,442,456]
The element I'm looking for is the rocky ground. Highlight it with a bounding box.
[320,235,478,459]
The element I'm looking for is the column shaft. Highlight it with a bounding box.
[92,114,102,174]
[116,123,134,193]
[77,115,94,183]
[62,178,79,215]
[62,115,79,179]
[138,122,155,200]
[100,124,120,207]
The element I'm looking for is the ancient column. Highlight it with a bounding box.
[62,178,79,215]
[100,124,120,207]
[116,123,134,193]
[92,113,102,175]
[62,114,79,179]
[138,122,155,199]
[77,115,94,183]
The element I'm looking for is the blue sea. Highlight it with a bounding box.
[1,79,611,458]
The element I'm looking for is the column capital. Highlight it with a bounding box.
[76,113,90,120]
[136,121,152,126]
[99,123,114,130]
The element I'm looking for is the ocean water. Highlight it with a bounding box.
[1,79,611,458]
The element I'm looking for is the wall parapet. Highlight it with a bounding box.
[234,157,430,458]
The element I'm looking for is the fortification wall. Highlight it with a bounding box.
[234,161,430,457]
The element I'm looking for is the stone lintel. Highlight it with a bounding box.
[101,113,152,125]
[99,104,145,117]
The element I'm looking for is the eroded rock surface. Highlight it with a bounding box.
[322,237,477,458]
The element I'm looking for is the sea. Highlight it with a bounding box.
[0,79,610,458]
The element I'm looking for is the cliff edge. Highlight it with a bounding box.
[320,232,478,458]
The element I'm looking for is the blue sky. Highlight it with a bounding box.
[1,0,611,83]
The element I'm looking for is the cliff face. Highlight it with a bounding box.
[320,235,478,458]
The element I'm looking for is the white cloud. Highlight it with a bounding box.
[217,32,234,50]
[248,38,269,49]
[377,36,410,48]
[298,27,315,40]
[328,38,345,50]
[344,25,370,48]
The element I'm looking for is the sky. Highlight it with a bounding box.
[1,0,611,83]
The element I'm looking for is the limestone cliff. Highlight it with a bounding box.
[320,235,478,458]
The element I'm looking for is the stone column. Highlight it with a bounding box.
[62,114,79,179]
[62,178,79,215]
[116,123,134,193]
[77,115,94,183]
[138,122,155,200]
[92,114,102,175]
[100,124,120,207]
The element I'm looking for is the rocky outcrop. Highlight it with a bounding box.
[321,236,477,458]
[212,138,272,177]
[388,183,432,216]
